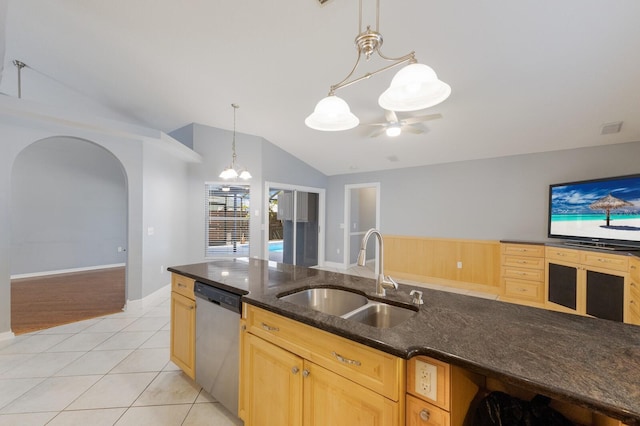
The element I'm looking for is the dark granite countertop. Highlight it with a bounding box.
[168,258,640,425]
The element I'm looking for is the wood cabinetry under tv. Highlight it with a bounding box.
[499,241,640,325]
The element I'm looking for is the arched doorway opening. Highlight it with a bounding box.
[10,137,128,333]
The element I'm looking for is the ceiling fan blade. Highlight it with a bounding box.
[401,113,443,125]
[384,109,399,123]
[368,127,387,138]
[403,125,427,135]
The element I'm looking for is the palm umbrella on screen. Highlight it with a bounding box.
[589,194,634,226]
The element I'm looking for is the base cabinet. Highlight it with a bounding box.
[170,274,196,379]
[629,257,640,325]
[240,304,404,426]
[406,356,483,426]
[545,247,629,322]
[500,243,546,307]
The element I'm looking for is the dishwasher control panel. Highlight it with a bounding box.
[194,281,242,314]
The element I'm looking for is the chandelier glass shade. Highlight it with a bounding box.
[219,104,251,180]
[305,0,450,131]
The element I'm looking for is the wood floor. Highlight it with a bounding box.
[11,267,126,335]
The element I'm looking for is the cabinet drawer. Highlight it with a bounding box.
[502,255,544,270]
[580,252,628,272]
[503,278,543,302]
[501,266,544,282]
[172,274,195,300]
[406,394,450,426]
[545,247,580,263]
[245,304,403,401]
[502,244,545,258]
[630,259,640,283]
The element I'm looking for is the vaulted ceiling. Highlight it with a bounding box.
[1,0,639,175]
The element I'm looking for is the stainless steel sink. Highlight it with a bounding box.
[279,288,368,316]
[344,303,416,329]
[279,287,416,328]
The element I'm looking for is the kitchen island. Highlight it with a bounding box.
[168,258,640,425]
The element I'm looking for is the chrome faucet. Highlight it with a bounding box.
[357,228,398,296]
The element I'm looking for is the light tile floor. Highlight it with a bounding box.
[0,290,242,426]
[0,264,497,426]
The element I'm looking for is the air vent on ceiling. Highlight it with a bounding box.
[601,121,623,135]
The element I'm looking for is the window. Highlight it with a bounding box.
[205,184,250,257]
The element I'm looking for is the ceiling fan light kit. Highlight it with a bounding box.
[306,0,450,131]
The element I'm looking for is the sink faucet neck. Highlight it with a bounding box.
[357,228,398,296]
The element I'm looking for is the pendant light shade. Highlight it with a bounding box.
[378,63,451,112]
[305,95,360,131]
[305,0,450,132]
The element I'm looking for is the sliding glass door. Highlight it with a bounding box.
[266,184,325,267]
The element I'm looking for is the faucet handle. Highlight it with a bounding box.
[410,290,424,305]
[383,275,398,290]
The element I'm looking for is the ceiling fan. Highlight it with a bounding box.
[362,110,442,138]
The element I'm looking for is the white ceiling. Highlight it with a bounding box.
[1,0,639,176]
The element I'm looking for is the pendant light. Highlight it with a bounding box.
[305,0,450,131]
[219,104,252,180]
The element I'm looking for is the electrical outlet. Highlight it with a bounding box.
[457,261,463,269]
[415,359,437,400]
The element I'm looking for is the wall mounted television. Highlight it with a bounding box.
[548,174,640,249]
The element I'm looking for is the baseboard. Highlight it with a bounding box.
[0,330,16,342]
[125,283,171,312]
[11,263,126,280]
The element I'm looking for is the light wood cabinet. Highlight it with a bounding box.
[240,304,405,426]
[170,274,196,379]
[628,257,640,325]
[545,248,631,323]
[406,356,483,426]
[242,332,303,426]
[500,243,546,307]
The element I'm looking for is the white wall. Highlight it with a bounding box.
[325,141,640,263]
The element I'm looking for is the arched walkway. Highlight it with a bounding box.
[10,137,128,333]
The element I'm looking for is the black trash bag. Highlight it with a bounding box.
[473,391,574,426]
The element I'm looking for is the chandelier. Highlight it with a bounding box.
[305,0,451,131]
[219,104,252,180]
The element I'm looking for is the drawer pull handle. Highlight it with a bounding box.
[631,265,637,270]
[419,409,430,421]
[302,369,310,377]
[332,351,361,366]
[556,252,565,256]
[178,283,187,288]
[291,366,299,375]
[261,322,279,332]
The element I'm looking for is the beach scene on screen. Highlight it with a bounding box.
[550,176,640,241]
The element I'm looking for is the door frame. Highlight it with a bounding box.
[343,183,380,269]
[263,181,326,266]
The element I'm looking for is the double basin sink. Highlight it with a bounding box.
[278,287,417,329]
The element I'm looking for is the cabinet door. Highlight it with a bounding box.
[303,361,399,426]
[547,262,579,311]
[243,333,303,426]
[585,269,624,322]
[170,291,196,379]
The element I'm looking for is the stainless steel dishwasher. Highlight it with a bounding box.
[194,281,242,417]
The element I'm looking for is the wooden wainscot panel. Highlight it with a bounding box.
[384,235,501,294]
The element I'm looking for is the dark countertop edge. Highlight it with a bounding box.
[167,266,249,296]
